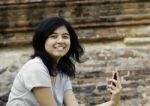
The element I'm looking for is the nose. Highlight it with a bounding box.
[57,36,64,43]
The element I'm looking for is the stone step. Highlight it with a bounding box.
[1,13,150,32]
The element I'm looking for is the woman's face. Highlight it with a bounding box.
[45,26,71,60]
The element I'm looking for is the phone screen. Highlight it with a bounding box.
[112,72,117,86]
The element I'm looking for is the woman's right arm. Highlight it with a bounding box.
[32,87,57,106]
[95,71,122,106]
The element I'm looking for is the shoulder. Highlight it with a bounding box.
[58,71,70,81]
[25,57,45,67]
[20,57,49,75]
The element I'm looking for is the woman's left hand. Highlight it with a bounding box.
[107,71,122,106]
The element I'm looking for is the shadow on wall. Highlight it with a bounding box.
[0,91,10,106]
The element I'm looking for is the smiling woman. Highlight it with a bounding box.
[44,26,71,60]
[6,17,121,106]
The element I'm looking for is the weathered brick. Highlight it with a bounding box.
[0,0,150,106]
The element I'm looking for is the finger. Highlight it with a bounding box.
[112,70,122,88]
[107,87,114,93]
[107,84,115,90]
[112,70,117,80]
[116,71,120,82]
[107,79,117,87]
[115,71,122,88]
[107,79,117,83]
[108,78,121,89]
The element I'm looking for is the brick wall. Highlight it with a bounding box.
[1,0,150,46]
[0,0,150,105]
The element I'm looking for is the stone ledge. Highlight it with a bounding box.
[1,0,150,5]
[1,20,150,33]
[0,34,122,47]
[0,39,32,47]
[124,37,150,45]
[74,20,150,29]
[1,14,150,31]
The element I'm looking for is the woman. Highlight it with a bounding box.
[6,17,122,106]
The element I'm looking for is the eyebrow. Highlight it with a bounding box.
[52,32,69,35]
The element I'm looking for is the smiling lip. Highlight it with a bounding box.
[55,46,65,51]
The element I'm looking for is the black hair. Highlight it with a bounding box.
[31,17,84,77]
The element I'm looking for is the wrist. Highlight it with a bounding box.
[111,94,121,106]
[110,100,120,106]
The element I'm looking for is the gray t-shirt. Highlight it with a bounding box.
[6,57,72,106]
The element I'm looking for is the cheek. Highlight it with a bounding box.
[44,41,48,49]
[44,40,51,51]
[67,40,71,49]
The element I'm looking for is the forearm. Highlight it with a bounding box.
[94,101,113,106]
[94,100,120,106]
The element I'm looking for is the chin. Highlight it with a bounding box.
[55,54,66,58]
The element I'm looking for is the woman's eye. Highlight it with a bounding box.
[63,35,69,39]
[49,34,57,38]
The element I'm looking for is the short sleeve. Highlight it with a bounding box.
[21,62,51,91]
[64,76,72,92]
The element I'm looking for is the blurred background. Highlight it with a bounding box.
[0,0,150,106]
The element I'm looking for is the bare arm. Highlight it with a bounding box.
[63,90,116,106]
[32,87,57,106]
[95,71,122,106]
[63,71,121,106]
[95,101,113,106]
[32,84,118,106]
[63,90,79,106]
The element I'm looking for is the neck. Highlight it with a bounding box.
[51,58,60,76]
[48,54,62,75]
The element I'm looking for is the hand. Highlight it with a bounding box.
[107,71,122,106]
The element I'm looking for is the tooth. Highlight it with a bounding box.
[57,47,64,50]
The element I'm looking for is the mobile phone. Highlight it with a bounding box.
[112,71,117,87]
